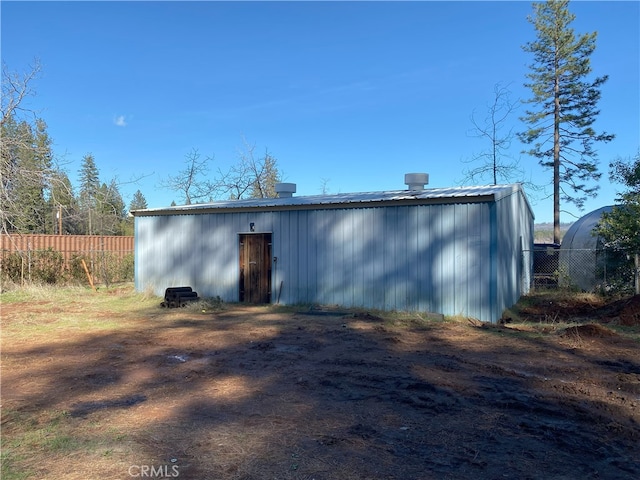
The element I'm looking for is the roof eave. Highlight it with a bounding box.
[130,193,500,217]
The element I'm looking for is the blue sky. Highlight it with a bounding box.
[2,1,638,223]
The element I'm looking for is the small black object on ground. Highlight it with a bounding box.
[161,286,199,308]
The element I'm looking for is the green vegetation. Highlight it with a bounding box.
[1,62,142,236]
[595,151,640,294]
[519,0,613,243]
[1,407,133,480]
[1,251,134,289]
[502,290,640,341]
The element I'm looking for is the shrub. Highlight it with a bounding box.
[1,252,24,285]
[1,248,66,285]
[2,249,133,287]
[31,248,65,284]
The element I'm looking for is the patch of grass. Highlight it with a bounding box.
[387,311,446,330]
[1,282,157,307]
[504,290,605,323]
[5,410,72,449]
[1,410,76,479]
[0,450,33,480]
[42,434,80,452]
[1,406,132,479]
[183,295,226,313]
[606,324,640,342]
[497,290,640,342]
[1,283,162,340]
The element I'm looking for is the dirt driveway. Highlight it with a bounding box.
[1,291,639,479]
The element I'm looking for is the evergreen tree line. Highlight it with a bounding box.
[1,112,147,237]
[0,100,279,237]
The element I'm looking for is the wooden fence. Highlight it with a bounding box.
[1,234,134,285]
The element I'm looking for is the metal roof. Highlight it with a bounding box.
[132,183,528,216]
[560,205,614,251]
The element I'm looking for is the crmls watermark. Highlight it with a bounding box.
[128,464,180,477]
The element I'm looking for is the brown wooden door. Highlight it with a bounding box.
[239,233,272,303]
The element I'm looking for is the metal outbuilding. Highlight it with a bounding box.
[559,205,614,291]
[132,177,533,323]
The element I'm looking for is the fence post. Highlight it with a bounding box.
[27,242,32,283]
[81,259,97,292]
[100,237,110,288]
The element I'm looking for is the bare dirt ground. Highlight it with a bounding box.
[2,291,639,480]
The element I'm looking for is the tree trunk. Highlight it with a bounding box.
[553,70,562,244]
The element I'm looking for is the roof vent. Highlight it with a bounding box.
[404,173,429,191]
[275,182,296,198]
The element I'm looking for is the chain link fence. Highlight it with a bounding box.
[525,245,637,294]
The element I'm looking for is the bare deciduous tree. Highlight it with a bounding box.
[461,83,523,186]
[160,139,283,205]
[159,148,214,205]
[319,178,331,195]
[1,60,58,235]
[1,59,41,127]
[460,82,544,204]
[216,138,281,200]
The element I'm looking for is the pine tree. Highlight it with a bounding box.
[250,152,281,199]
[122,190,148,235]
[519,0,614,243]
[33,119,54,232]
[129,190,148,211]
[95,180,126,235]
[0,116,52,233]
[78,154,100,235]
[47,169,79,234]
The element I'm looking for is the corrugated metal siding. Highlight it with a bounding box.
[493,188,534,319]
[135,200,506,320]
[2,234,133,258]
